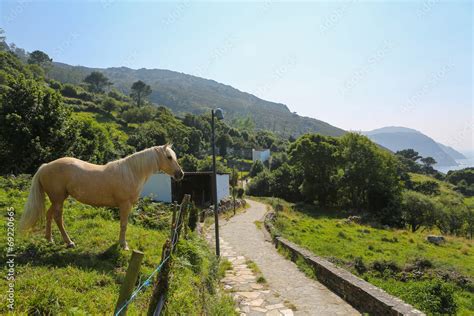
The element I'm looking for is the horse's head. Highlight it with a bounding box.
[156,144,184,181]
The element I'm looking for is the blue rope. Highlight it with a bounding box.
[114,255,170,316]
[114,204,185,316]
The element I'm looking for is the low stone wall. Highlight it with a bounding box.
[265,213,424,316]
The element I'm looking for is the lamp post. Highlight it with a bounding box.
[211,108,224,257]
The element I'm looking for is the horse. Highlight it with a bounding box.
[19,144,184,250]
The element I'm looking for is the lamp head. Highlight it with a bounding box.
[214,108,224,120]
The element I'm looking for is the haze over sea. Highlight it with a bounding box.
[437,151,474,174]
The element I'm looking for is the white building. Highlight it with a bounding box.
[252,149,271,163]
[141,172,230,205]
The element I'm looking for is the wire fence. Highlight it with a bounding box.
[114,195,191,316]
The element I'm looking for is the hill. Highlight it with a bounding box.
[49,62,345,138]
[363,127,460,167]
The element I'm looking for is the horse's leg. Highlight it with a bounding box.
[53,201,75,248]
[45,205,55,243]
[119,202,132,250]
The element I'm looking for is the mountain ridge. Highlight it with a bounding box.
[363,126,464,167]
[49,62,345,138]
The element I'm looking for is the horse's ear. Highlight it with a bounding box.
[166,143,173,149]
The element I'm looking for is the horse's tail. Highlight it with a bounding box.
[19,164,47,232]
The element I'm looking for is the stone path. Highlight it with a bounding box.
[209,199,359,316]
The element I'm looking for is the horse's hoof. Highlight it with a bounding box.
[67,242,76,248]
[120,243,130,250]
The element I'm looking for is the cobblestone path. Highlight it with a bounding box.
[209,199,359,316]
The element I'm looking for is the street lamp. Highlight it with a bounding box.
[212,108,224,257]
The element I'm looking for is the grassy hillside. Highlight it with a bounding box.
[49,62,345,138]
[260,197,473,315]
[0,176,235,315]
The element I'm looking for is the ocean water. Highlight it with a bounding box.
[436,156,474,174]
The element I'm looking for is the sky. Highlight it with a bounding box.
[1,0,472,151]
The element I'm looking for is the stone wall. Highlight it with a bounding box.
[265,213,424,316]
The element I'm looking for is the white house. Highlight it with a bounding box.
[140,173,173,203]
[141,171,230,205]
[252,149,271,163]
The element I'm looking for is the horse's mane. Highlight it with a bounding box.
[107,147,160,180]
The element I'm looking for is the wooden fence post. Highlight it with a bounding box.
[147,240,172,316]
[146,194,191,316]
[114,250,145,315]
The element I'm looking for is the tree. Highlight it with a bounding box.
[0,28,8,51]
[396,149,421,161]
[0,75,73,173]
[289,134,340,206]
[84,71,112,93]
[130,80,151,107]
[28,50,52,67]
[249,160,265,177]
[401,191,438,232]
[179,154,199,172]
[421,156,436,167]
[127,121,168,150]
[216,133,232,157]
[339,133,402,225]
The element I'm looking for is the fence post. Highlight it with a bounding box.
[147,240,172,316]
[146,194,191,316]
[114,250,145,315]
[170,202,178,239]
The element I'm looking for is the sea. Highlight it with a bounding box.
[436,152,474,174]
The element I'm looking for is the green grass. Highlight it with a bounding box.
[0,175,236,315]
[409,172,462,198]
[260,197,474,315]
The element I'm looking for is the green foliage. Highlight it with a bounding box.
[265,197,473,315]
[27,50,52,67]
[249,160,265,177]
[412,180,440,195]
[447,168,474,197]
[290,134,340,205]
[0,176,235,315]
[401,191,438,232]
[391,280,457,315]
[197,156,230,173]
[179,154,199,172]
[0,75,74,173]
[120,105,159,123]
[127,121,168,150]
[130,80,152,107]
[84,71,112,93]
[246,169,272,196]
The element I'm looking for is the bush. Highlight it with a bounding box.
[401,280,457,315]
[60,83,78,98]
[413,180,440,195]
[249,160,265,177]
[101,97,119,112]
[401,191,438,232]
[121,106,158,123]
[179,154,199,172]
[246,170,272,196]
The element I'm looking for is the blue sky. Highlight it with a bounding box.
[1,0,472,151]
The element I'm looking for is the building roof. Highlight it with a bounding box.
[183,171,230,175]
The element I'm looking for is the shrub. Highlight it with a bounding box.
[401,191,438,232]
[401,280,457,315]
[413,180,440,195]
[249,160,265,177]
[101,97,119,112]
[61,83,78,97]
[246,170,272,196]
[179,154,199,172]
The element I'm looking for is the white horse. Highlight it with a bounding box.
[19,144,184,250]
